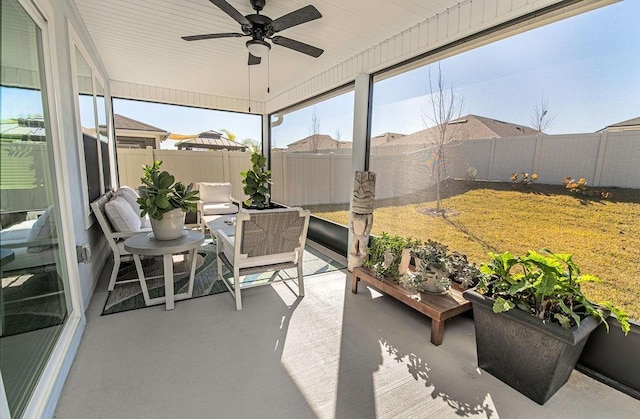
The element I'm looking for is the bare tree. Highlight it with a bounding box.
[309,107,321,153]
[422,64,464,213]
[530,94,555,133]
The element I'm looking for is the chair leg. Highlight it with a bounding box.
[297,263,305,297]
[108,253,121,291]
[216,253,223,281]
[234,267,242,311]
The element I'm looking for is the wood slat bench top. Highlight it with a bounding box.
[351,266,472,345]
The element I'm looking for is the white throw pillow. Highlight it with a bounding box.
[104,196,142,232]
[115,186,150,228]
[199,183,231,203]
[26,206,56,253]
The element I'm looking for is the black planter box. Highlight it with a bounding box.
[577,317,640,399]
[463,289,601,405]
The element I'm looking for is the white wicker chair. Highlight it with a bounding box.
[215,207,310,310]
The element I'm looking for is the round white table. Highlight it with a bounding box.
[124,230,204,310]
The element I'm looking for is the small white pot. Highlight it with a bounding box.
[150,208,185,240]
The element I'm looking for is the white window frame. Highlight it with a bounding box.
[69,26,115,228]
[0,1,85,418]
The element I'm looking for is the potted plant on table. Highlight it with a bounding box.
[137,161,199,240]
[398,240,482,294]
[401,240,452,294]
[363,233,419,280]
[240,152,272,209]
[463,249,630,405]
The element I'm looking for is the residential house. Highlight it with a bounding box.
[110,114,169,149]
[175,130,247,151]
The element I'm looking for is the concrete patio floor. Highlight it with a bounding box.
[55,247,640,418]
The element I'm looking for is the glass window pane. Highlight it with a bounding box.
[1,1,70,417]
[112,98,261,212]
[95,80,112,191]
[270,89,354,224]
[362,1,640,320]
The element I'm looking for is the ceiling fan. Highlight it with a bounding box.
[182,0,324,65]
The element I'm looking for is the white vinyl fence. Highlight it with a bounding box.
[116,130,640,208]
[117,148,252,201]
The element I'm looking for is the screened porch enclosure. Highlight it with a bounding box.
[2,0,640,418]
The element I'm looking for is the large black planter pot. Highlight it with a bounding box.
[463,289,602,405]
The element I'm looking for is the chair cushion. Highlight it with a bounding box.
[26,206,56,253]
[0,219,37,245]
[202,202,237,215]
[115,186,150,228]
[199,183,232,203]
[104,196,142,232]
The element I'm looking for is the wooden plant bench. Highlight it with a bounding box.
[351,266,471,346]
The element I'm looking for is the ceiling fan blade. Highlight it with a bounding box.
[271,36,323,58]
[271,5,322,32]
[248,53,262,65]
[209,0,250,26]
[182,32,244,41]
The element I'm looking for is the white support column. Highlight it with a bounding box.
[351,73,372,175]
[349,73,373,262]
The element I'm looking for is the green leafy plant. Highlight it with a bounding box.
[137,160,199,220]
[399,240,482,292]
[241,152,272,209]
[448,251,482,289]
[364,233,420,279]
[478,249,630,334]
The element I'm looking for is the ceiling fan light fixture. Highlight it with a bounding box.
[246,39,271,58]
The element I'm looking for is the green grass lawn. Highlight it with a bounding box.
[315,181,640,320]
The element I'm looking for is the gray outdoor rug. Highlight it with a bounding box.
[102,240,345,315]
[2,270,67,336]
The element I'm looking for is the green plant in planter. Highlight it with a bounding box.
[448,251,482,289]
[401,240,452,293]
[241,152,272,209]
[478,249,630,333]
[398,240,482,292]
[363,232,420,279]
[137,161,199,220]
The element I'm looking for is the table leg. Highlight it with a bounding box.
[163,254,175,310]
[186,248,198,298]
[351,272,360,294]
[431,318,444,346]
[134,254,152,306]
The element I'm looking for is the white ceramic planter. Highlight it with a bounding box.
[150,208,186,240]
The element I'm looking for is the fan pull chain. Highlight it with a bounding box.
[267,50,270,94]
[248,65,251,112]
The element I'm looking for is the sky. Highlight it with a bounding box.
[371,0,640,136]
[2,1,638,148]
[274,0,640,144]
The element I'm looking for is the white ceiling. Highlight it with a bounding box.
[73,0,601,113]
[73,0,460,103]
